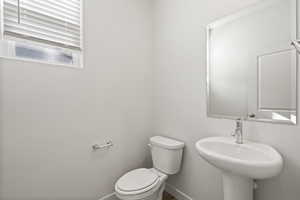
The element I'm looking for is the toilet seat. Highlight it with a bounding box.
[115,168,168,200]
[116,168,160,195]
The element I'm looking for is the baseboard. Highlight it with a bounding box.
[98,192,118,200]
[165,184,193,200]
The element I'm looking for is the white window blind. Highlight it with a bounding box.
[3,0,82,50]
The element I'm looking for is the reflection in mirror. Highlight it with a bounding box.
[207,0,297,124]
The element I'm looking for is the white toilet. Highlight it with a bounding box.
[115,136,184,200]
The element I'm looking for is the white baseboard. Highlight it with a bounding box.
[98,192,118,200]
[165,184,193,200]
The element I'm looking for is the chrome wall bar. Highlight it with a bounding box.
[92,141,113,151]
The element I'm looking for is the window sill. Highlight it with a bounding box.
[0,39,83,69]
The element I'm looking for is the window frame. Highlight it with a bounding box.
[0,0,84,69]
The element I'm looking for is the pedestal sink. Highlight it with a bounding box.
[195,137,283,200]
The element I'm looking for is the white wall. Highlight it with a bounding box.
[153,0,300,200]
[0,0,153,200]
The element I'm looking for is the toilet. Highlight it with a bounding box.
[115,136,185,200]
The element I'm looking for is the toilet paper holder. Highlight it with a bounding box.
[92,141,113,151]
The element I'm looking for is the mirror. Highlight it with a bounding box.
[207,0,297,124]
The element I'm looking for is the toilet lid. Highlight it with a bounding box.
[116,168,159,192]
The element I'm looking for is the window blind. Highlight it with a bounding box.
[3,0,81,50]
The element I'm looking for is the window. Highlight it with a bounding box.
[0,0,83,68]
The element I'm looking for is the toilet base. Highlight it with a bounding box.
[157,182,166,200]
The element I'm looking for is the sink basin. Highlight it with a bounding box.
[195,137,283,200]
[195,137,283,179]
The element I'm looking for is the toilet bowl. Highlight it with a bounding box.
[115,168,167,200]
[115,136,184,200]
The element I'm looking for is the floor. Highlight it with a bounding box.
[163,192,177,200]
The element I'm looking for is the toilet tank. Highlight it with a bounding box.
[150,136,184,175]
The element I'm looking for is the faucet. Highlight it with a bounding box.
[232,118,243,144]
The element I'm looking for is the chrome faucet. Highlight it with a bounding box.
[232,118,243,144]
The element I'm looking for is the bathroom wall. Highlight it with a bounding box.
[153,0,300,200]
[2,1,300,200]
[0,0,153,200]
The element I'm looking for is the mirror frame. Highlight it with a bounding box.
[206,0,298,125]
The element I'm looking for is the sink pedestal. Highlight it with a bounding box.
[222,172,253,200]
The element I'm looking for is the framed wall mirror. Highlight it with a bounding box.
[207,0,298,124]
